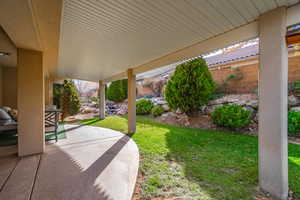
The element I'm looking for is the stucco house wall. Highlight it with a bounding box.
[210,53,300,93]
[138,53,300,96]
[2,66,17,108]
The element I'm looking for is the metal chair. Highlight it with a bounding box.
[45,110,60,142]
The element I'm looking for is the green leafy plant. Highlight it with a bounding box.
[211,104,252,129]
[62,80,81,119]
[288,111,300,136]
[90,96,99,103]
[107,79,128,102]
[53,83,63,109]
[209,93,225,100]
[136,99,154,115]
[165,58,216,115]
[294,81,300,95]
[151,106,164,117]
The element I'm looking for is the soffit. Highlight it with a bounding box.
[59,0,300,80]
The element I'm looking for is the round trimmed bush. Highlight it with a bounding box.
[151,106,164,117]
[165,58,216,115]
[136,99,154,115]
[288,111,300,136]
[211,105,252,129]
[107,79,128,102]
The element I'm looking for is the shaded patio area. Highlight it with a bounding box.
[0,125,139,200]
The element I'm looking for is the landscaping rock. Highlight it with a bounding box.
[289,95,300,107]
[162,104,170,112]
[159,112,190,127]
[175,108,183,114]
[290,106,300,112]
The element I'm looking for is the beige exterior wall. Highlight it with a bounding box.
[0,66,2,106]
[2,67,17,109]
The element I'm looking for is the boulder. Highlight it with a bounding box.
[176,113,190,127]
[290,106,300,112]
[90,102,98,108]
[288,95,300,107]
[175,108,183,114]
[162,104,170,112]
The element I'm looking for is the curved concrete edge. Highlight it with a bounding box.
[33,125,140,200]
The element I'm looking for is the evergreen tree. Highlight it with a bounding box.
[62,80,81,119]
[107,79,128,102]
[165,58,216,115]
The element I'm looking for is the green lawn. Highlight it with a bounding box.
[81,116,300,200]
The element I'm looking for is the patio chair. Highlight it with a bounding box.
[45,110,60,142]
[0,108,17,134]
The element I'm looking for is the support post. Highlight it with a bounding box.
[99,80,105,120]
[258,7,288,200]
[127,69,136,133]
[18,49,45,156]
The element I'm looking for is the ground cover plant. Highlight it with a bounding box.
[211,104,252,129]
[151,105,164,117]
[81,116,300,200]
[136,99,154,115]
[289,111,300,136]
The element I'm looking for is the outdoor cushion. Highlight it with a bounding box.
[0,122,17,132]
[2,106,11,113]
[0,108,12,120]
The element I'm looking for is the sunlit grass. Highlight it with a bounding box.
[81,116,300,200]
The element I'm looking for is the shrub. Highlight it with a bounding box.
[211,105,252,129]
[288,111,300,136]
[151,106,164,117]
[136,99,154,115]
[90,96,99,103]
[53,83,63,109]
[289,81,300,95]
[107,79,128,102]
[62,80,81,119]
[165,58,216,115]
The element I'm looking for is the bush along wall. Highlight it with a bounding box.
[211,104,252,129]
[165,57,216,116]
[288,111,300,136]
[136,99,154,115]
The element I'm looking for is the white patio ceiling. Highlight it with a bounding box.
[58,0,300,81]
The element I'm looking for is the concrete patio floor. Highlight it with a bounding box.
[0,125,139,200]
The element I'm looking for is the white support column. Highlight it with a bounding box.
[18,49,45,156]
[259,7,288,200]
[99,80,105,120]
[127,69,136,134]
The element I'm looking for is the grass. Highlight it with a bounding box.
[81,116,300,200]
